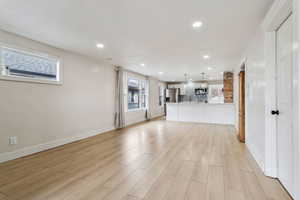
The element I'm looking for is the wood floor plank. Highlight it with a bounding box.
[122,195,141,200]
[175,160,196,180]
[0,119,292,200]
[226,190,247,200]
[186,181,207,200]
[223,154,244,192]
[0,193,8,200]
[79,186,113,200]
[103,169,147,200]
[127,147,180,198]
[163,177,190,200]
[206,166,225,200]
[192,161,209,183]
[241,171,268,200]
[143,174,174,200]
[163,161,196,200]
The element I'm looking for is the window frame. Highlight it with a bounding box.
[158,85,164,107]
[126,76,148,112]
[0,44,62,85]
[140,80,147,109]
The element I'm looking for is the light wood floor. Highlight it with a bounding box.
[0,119,292,200]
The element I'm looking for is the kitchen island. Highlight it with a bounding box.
[166,102,235,125]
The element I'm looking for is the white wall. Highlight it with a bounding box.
[0,30,167,162]
[295,0,300,199]
[243,27,267,171]
[124,71,166,126]
[233,68,240,130]
[0,30,116,161]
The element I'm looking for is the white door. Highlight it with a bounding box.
[276,14,294,195]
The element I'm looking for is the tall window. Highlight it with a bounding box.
[0,46,60,84]
[127,78,147,111]
[159,86,164,106]
[141,81,147,108]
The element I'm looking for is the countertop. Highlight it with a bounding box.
[166,102,235,105]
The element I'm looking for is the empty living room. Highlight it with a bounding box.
[0,0,299,200]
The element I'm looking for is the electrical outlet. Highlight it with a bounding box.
[9,136,18,145]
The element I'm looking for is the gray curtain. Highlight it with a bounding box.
[114,66,125,129]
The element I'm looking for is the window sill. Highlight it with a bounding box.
[0,75,62,85]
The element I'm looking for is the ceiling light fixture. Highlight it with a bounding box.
[207,67,213,70]
[159,72,164,75]
[203,55,210,60]
[192,21,203,29]
[96,43,104,49]
[140,63,145,67]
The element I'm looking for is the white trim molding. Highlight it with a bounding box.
[150,113,165,119]
[262,0,293,31]
[0,127,115,163]
[294,0,300,199]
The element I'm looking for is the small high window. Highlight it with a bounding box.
[0,46,61,84]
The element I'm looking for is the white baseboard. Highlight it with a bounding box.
[264,167,277,178]
[125,118,146,126]
[0,126,115,163]
[150,113,165,119]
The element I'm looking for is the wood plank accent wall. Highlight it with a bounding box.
[223,72,234,103]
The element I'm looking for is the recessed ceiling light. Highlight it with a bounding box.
[203,55,210,60]
[207,67,213,70]
[192,21,203,29]
[158,72,164,75]
[96,43,104,49]
[140,63,145,67]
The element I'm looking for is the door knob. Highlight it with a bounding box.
[271,110,280,115]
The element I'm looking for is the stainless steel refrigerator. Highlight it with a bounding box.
[165,88,180,103]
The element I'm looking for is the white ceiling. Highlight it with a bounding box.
[0,0,274,81]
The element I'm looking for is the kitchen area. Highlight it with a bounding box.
[165,72,235,125]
